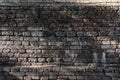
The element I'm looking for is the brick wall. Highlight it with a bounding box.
[0,1,120,80]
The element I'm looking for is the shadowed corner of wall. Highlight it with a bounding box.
[36,1,119,65]
[0,56,20,80]
[13,0,120,66]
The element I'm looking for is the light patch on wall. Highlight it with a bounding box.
[0,0,4,3]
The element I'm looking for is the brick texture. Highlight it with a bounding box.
[0,1,120,80]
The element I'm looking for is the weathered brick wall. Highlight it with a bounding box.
[0,1,120,80]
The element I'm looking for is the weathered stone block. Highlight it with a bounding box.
[28,58,37,62]
[2,31,13,36]
[22,32,31,36]
[31,76,40,79]
[22,41,29,46]
[24,37,38,41]
[10,36,23,41]
[38,58,46,63]
[102,41,110,45]
[9,58,18,62]
[18,58,27,62]
[39,42,47,46]
[70,46,81,49]
[26,49,34,53]
[0,36,10,40]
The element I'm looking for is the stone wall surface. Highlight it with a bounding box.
[0,1,120,80]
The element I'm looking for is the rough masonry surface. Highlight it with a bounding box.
[0,0,120,80]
